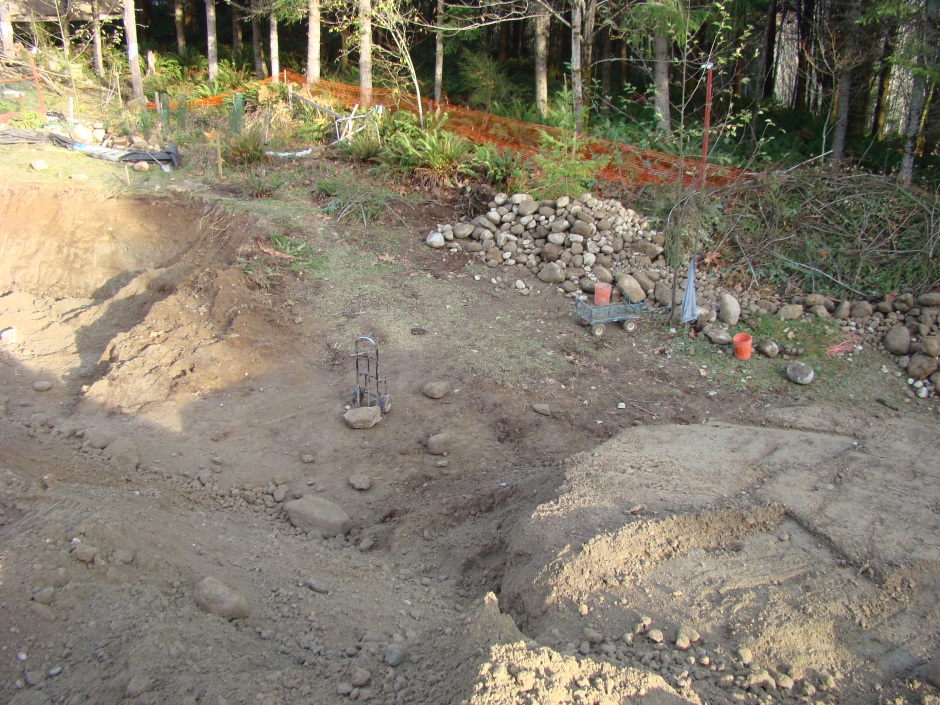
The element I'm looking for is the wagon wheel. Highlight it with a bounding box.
[592,324,606,338]
[623,319,639,333]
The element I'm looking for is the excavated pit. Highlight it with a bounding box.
[0,184,231,299]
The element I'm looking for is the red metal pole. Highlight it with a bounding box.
[700,63,713,189]
[26,48,46,117]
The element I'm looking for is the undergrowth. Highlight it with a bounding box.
[717,170,940,297]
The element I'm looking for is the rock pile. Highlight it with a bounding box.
[426,192,667,296]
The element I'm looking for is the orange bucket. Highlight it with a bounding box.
[733,333,752,360]
[594,282,613,305]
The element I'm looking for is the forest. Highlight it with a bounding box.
[2,0,939,184]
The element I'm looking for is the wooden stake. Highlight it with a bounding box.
[216,132,223,179]
[124,163,130,186]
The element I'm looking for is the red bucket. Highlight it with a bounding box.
[594,282,612,305]
[733,333,752,360]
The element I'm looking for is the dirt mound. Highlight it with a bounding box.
[497,419,940,702]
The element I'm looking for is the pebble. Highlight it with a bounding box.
[786,361,815,385]
[647,629,664,643]
[737,647,753,665]
[302,454,315,464]
[30,160,48,171]
[583,627,604,644]
[125,674,154,697]
[71,544,99,563]
[348,474,372,491]
[426,432,451,455]
[304,579,329,594]
[351,668,371,687]
[385,642,406,666]
[132,161,150,172]
[532,403,551,416]
[421,381,450,399]
[31,381,52,392]
[193,577,249,619]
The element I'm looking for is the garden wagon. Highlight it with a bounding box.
[576,298,645,337]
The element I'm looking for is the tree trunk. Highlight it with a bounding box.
[847,2,875,139]
[871,25,896,140]
[899,62,927,183]
[847,55,873,139]
[232,6,242,59]
[0,2,14,57]
[174,0,186,53]
[358,0,372,106]
[571,0,584,132]
[123,0,144,101]
[829,69,851,164]
[653,30,671,134]
[58,13,70,63]
[921,84,939,157]
[307,0,320,84]
[205,0,217,82]
[91,0,104,76]
[579,0,598,109]
[534,7,548,118]
[433,0,443,102]
[270,15,279,81]
[251,12,265,78]
[760,0,777,101]
[498,21,511,63]
[829,0,860,163]
[901,0,940,181]
[794,0,815,111]
[600,25,612,101]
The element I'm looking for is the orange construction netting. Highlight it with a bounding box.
[149,70,752,188]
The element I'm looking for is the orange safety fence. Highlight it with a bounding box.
[147,70,752,188]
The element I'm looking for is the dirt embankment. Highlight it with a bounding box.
[0,180,938,705]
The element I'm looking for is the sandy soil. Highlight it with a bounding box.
[0,171,938,705]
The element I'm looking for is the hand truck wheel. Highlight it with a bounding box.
[623,319,638,333]
[592,324,606,338]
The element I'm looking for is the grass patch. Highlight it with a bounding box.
[315,176,414,226]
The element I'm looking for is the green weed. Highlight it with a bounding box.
[225,127,268,166]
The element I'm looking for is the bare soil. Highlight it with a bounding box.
[0,162,938,705]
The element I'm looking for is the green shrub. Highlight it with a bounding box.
[468,144,528,190]
[531,129,609,199]
[339,129,382,162]
[225,127,268,166]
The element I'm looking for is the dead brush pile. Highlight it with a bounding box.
[714,170,940,298]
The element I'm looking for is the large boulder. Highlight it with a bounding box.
[616,274,646,303]
[778,304,804,321]
[593,266,614,284]
[516,197,539,216]
[344,405,382,429]
[283,496,352,538]
[907,353,938,381]
[920,335,940,358]
[718,294,741,326]
[918,292,940,308]
[884,324,911,356]
[537,262,567,284]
